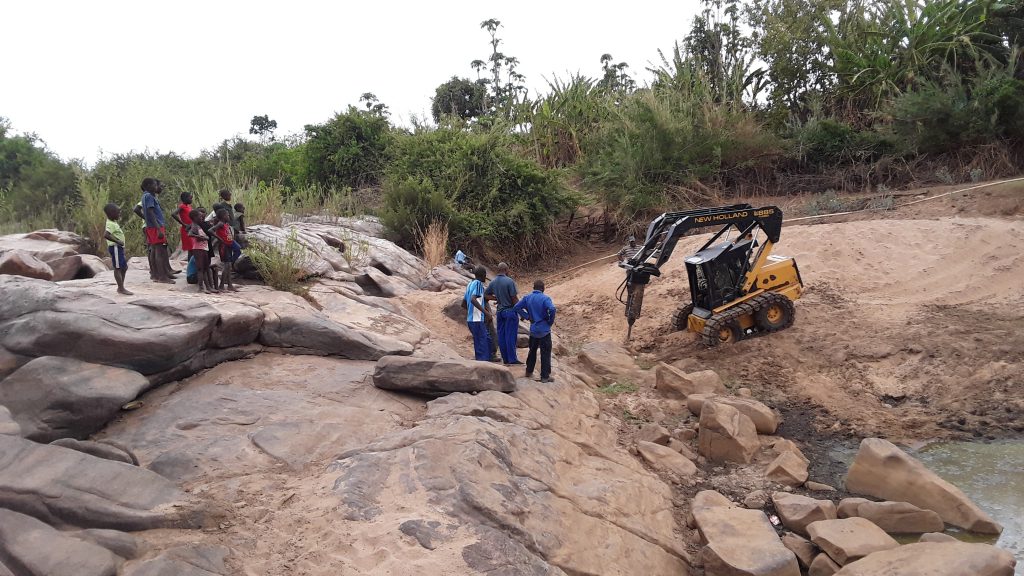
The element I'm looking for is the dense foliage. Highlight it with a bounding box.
[3,0,1023,260]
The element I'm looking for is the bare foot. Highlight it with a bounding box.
[117,288,134,295]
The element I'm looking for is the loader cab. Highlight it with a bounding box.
[685,239,754,311]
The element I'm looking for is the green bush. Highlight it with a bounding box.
[303,107,392,189]
[246,232,311,296]
[789,117,898,167]
[380,127,576,259]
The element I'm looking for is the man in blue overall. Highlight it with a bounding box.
[486,262,521,365]
[513,280,557,383]
[464,266,492,361]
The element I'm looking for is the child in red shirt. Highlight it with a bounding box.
[171,192,195,253]
[210,208,240,292]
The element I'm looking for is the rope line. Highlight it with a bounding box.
[544,177,1024,282]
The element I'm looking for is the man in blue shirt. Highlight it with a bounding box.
[513,279,557,382]
[485,262,521,365]
[464,266,492,361]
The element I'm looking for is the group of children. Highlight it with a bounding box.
[102,179,247,295]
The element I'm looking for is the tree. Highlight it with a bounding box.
[476,18,529,120]
[249,114,278,142]
[303,106,393,189]
[431,77,487,123]
[599,53,636,95]
[359,92,390,117]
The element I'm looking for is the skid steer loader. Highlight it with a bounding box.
[617,204,803,346]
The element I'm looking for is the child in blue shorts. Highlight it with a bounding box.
[103,203,133,295]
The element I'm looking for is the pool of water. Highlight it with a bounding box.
[915,441,1023,574]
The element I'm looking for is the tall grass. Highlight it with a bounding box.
[416,219,449,269]
[246,231,313,296]
[73,175,110,255]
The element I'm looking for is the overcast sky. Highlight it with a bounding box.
[2,1,701,164]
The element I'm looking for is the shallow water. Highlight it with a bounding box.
[915,441,1024,574]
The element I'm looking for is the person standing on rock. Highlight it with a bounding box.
[210,188,237,232]
[486,262,521,365]
[103,203,133,295]
[140,178,175,284]
[513,280,557,383]
[464,266,492,361]
[171,191,195,255]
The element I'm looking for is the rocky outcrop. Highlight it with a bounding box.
[691,490,800,576]
[0,508,122,576]
[844,438,1002,534]
[372,355,515,395]
[577,341,642,378]
[0,229,89,262]
[48,254,110,281]
[420,265,470,292]
[842,500,944,534]
[0,406,19,436]
[0,250,53,280]
[773,493,838,536]
[259,299,412,359]
[0,356,150,441]
[50,438,138,465]
[0,434,198,530]
[698,400,760,463]
[806,518,899,566]
[834,541,1016,575]
[331,379,690,575]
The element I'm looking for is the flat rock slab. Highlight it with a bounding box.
[806,517,899,566]
[0,434,198,530]
[0,507,122,576]
[0,356,149,441]
[373,355,515,396]
[847,500,944,534]
[693,503,800,576]
[773,493,837,536]
[259,300,413,359]
[122,545,231,576]
[834,541,1016,575]
[636,440,697,478]
[845,438,1001,534]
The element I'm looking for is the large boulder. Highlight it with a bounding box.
[843,500,944,534]
[372,355,515,396]
[421,265,470,292]
[636,440,697,478]
[654,363,726,399]
[246,224,342,277]
[49,254,110,281]
[0,229,87,262]
[780,533,817,568]
[834,541,1015,575]
[772,493,838,536]
[806,518,899,566]
[0,434,198,530]
[809,553,841,576]
[259,300,413,359]
[686,394,778,434]
[698,400,760,463]
[691,492,800,576]
[845,438,1002,534]
[0,356,149,441]
[0,508,122,576]
[0,250,53,280]
[50,438,138,465]
[577,341,638,377]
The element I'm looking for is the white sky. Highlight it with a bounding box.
[1,0,701,164]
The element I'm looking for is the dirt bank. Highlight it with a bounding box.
[547,197,1024,443]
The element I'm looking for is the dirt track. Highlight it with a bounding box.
[547,185,1024,443]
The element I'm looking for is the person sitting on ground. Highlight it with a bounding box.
[188,208,217,294]
[102,203,133,295]
[210,208,240,292]
[171,191,195,255]
[464,266,492,361]
[485,262,521,365]
[140,177,175,284]
[453,249,474,271]
[513,279,557,383]
[618,235,640,263]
